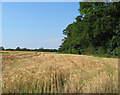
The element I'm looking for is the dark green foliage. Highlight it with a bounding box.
[5,47,58,52]
[6,48,15,51]
[0,46,5,50]
[58,2,120,58]
[16,47,21,51]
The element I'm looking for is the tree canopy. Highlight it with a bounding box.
[58,2,120,57]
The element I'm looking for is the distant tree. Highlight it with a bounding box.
[0,46,5,50]
[16,47,21,51]
[6,48,14,51]
[39,47,44,49]
[22,48,27,51]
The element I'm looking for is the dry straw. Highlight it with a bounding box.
[2,51,119,93]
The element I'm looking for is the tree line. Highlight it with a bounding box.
[58,2,120,58]
[0,46,57,52]
[1,2,120,57]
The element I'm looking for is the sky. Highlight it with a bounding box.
[2,2,80,49]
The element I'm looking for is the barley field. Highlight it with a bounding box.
[2,51,119,93]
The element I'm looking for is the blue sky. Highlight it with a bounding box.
[2,2,80,49]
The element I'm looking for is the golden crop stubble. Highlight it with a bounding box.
[2,51,119,93]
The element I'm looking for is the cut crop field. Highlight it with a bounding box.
[2,51,119,93]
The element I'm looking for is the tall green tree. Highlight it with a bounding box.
[59,2,120,57]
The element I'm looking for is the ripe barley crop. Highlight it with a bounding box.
[2,51,118,93]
